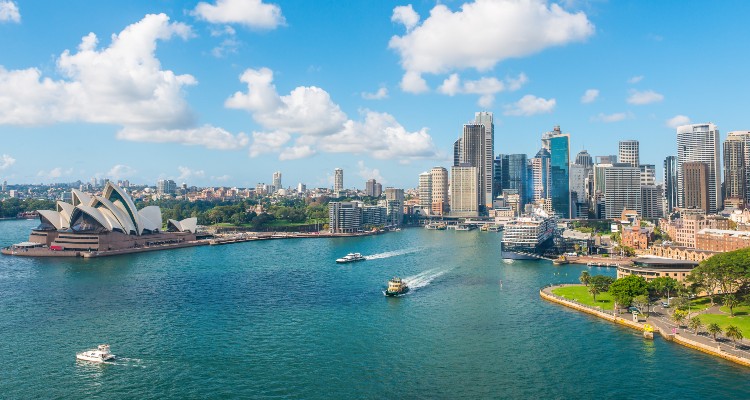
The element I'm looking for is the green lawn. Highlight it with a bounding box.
[552,285,614,310]
[687,297,713,311]
[695,312,750,338]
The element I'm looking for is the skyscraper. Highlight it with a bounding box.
[618,140,640,167]
[726,131,750,205]
[418,172,432,209]
[384,187,404,226]
[641,185,663,219]
[475,111,494,210]
[430,167,449,215]
[663,156,678,214]
[544,126,571,218]
[639,164,655,186]
[724,133,747,205]
[453,112,494,212]
[272,171,282,193]
[530,148,550,203]
[333,168,343,196]
[677,123,721,213]
[683,161,709,213]
[365,179,381,197]
[156,179,177,196]
[450,165,479,217]
[604,165,641,219]
[575,150,593,168]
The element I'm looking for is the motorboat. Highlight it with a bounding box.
[383,277,410,297]
[76,344,115,363]
[336,253,366,263]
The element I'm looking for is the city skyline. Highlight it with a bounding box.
[1,1,750,187]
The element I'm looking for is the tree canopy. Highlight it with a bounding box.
[608,275,648,307]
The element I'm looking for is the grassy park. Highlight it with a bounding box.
[552,285,614,310]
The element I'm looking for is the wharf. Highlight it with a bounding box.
[209,230,384,245]
[541,284,750,368]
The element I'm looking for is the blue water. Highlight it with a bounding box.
[1,219,748,399]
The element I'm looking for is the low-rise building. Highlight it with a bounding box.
[695,229,750,252]
[617,257,698,283]
[621,222,652,249]
[648,244,718,262]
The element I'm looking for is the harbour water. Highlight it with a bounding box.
[1,219,748,399]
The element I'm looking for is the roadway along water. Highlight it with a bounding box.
[1,219,748,399]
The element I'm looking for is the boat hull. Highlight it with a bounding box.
[336,258,366,264]
[76,353,115,363]
[500,250,544,260]
[383,287,410,297]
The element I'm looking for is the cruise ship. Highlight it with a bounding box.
[500,209,556,260]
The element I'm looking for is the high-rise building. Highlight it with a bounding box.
[374,183,382,198]
[453,112,494,211]
[272,171,282,193]
[384,187,404,226]
[664,156,678,214]
[430,167,449,215]
[453,138,462,167]
[328,202,362,233]
[493,155,509,199]
[726,131,750,205]
[530,149,550,203]
[297,183,306,193]
[450,165,479,217]
[640,164,656,186]
[618,140,640,167]
[575,150,593,168]
[683,161,709,213]
[156,179,177,196]
[569,164,588,205]
[1,180,6,192]
[677,123,721,213]
[333,168,343,196]
[596,155,618,164]
[544,126,571,218]
[475,111,494,210]
[723,133,746,205]
[418,172,432,209]
[641,185,663,219]
[504,154,528,209]
[365,179,378,197]
[604,165,641,219]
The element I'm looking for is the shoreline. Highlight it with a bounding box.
[541,284,750,368]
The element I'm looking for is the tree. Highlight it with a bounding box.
[687,248,750,305]
[609,275,648,307]
[588,275,614,303]
[589,284,601,302]
[688,316,703,335]
[725,325,744,348]
[724,294,739,317]
[579,271,591,286]
[649,276,678,302]
[707,323,723,341]
[632,294,650,317]
[672,309,688,328]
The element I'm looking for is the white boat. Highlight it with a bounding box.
[336,253,366,263]
[76,344,115,363]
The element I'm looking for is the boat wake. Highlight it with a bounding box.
[365,247,421,260]
[105,357,145,367]
[403,268,449,291]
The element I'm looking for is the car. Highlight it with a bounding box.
[661,302,669,308]
[627,306,640,313]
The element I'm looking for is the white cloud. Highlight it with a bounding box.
[0,14,195,129]
[176,166,205,182]
[357,160,385,183]
[438,73,526,107]
[628,75,644,84]
[389,0,594,92]
[0,1,20,23]
[361,87,388,100]
[106,165,136,180]
[37,167,73,180]
[503,95,556,116]
[211,174,231,182]
[192,0,285,29]
[0,154,15,170]
[116,125,248,150]
[391,4,420,32]
[580,88,599,104]
[666,115,691,129]
[228,67,441,161]
[627,89,663,105]
[591,112,631,123]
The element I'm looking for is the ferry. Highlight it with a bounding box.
[336,253,366,263]
[76,344,115,363]
[383,277,409,296]
[425,222,447,230]
[500,209,556,260]
[552,255,570,265]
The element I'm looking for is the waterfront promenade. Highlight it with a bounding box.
[542,284,750,368]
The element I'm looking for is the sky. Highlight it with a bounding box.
[0,0,748,189]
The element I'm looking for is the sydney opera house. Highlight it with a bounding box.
[3,182,198,256]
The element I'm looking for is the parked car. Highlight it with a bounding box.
[627,306,640,314]
[661,302,669,308]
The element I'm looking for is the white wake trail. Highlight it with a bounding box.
[403,268,449,291]
[365,247,421,260]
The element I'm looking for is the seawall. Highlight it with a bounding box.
[539,286,644,331]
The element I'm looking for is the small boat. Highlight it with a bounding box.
[552,255,569,265]
[76,344,115,363]
[383,277,409,297]
[336,253,366,263]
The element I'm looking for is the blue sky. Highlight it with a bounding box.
[0,0,748,189]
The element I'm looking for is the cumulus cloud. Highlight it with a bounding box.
[358,160,385,183]
[227,67,442,161]
[0,1,20,23]
[116,125,248,150]
[106,165,136,180]
[438,73,527,107]
[37,167,73,180]
[389,0,594,93]
[361,87,388,100]
[627,89,663,105]
[176,166,205,182]
[503,95,556,116]
[666,115,691,129]
[628,75,644,84]
[591,112,631,123]
[0,154,15,170]
[192,0,285,29]
[211,174,231,182]
[580,88,599,104]
[391,4,420,32]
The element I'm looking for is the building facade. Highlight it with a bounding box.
[430,167,449,215]
[450,165,479,217]
[328,202,362,233]
[723,134,746,205]
[604,165,641,219]
[677,123,721,213]
[683,161,709,213]
[618,140,640,167]
[333,168,343,196]
[664,155,678,214]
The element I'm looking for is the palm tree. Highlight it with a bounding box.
[725,325,744,348]
[724,294,739,317]
[707,323,723,341]
[688,316,703,335]
[579,271,591,286]
[589,284,600,302]
[672,309,687,328]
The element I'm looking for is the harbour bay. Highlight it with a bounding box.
[1,219,748,399]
